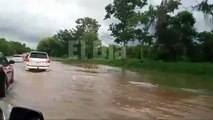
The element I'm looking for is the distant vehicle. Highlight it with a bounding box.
[25,51,50,71]
[12,54,23,62]
[0,52,15,97]
[22,53,29,62]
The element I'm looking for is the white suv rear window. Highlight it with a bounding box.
[30,53,48,59]
[13,54,22,57]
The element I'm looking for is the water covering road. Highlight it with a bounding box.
[1,61,213,119]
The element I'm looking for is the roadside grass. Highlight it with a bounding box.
[51,57,67,61]
[62,59,213,76]
[143,70,213,93]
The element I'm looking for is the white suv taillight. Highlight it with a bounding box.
[47,59,50,63]
[26,58,31,62]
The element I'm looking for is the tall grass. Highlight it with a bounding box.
[63,59,213,76]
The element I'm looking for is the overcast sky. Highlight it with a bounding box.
[0,0,212,48]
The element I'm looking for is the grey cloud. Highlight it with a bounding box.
[0,0,212,49]
[0,0,58,48]
[0,15,52,42]
[0,0,114,48]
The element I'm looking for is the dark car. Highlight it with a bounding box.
[0,52,15,97]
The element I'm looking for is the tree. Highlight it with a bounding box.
[105,0,148,59]
[75,17,101,59]
[197,31,213,62]
[130,5,157,60]
[154,0,182,61]
[75,17,100,34]
[53,29,74,57]
[126,45,141,59]
[193,0,213,31]
[9,41,31,54]
[37,37,63,57]
[0,38,12,56]
[154,10,196,61]
[193,0,213,16]
[155,0,181,43]
[37,38,52,54]
[0,38,30,56]
[37,17,101,58]
[171,11,197,59]
[81,32,100,59]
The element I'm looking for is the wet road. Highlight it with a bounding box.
[1,61,213,119]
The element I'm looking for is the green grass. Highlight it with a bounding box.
[62,59,213,76]
[143,70,213,93]
[50,57,67,61]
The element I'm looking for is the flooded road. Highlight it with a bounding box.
[1,61,213,119]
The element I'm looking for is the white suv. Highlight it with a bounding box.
[12,54,23,62]
[25,51,50,71]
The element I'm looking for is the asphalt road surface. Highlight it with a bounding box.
[1,61,213,119]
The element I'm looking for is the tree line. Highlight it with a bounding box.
[37,0,213,62]
[37,17,101,59]
[0,38,31,56]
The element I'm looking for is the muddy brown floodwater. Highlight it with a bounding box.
[1,61,213,119]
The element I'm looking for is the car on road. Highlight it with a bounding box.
[0,52,15,97]
[25,51,50,71]
[12,54,23,63]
